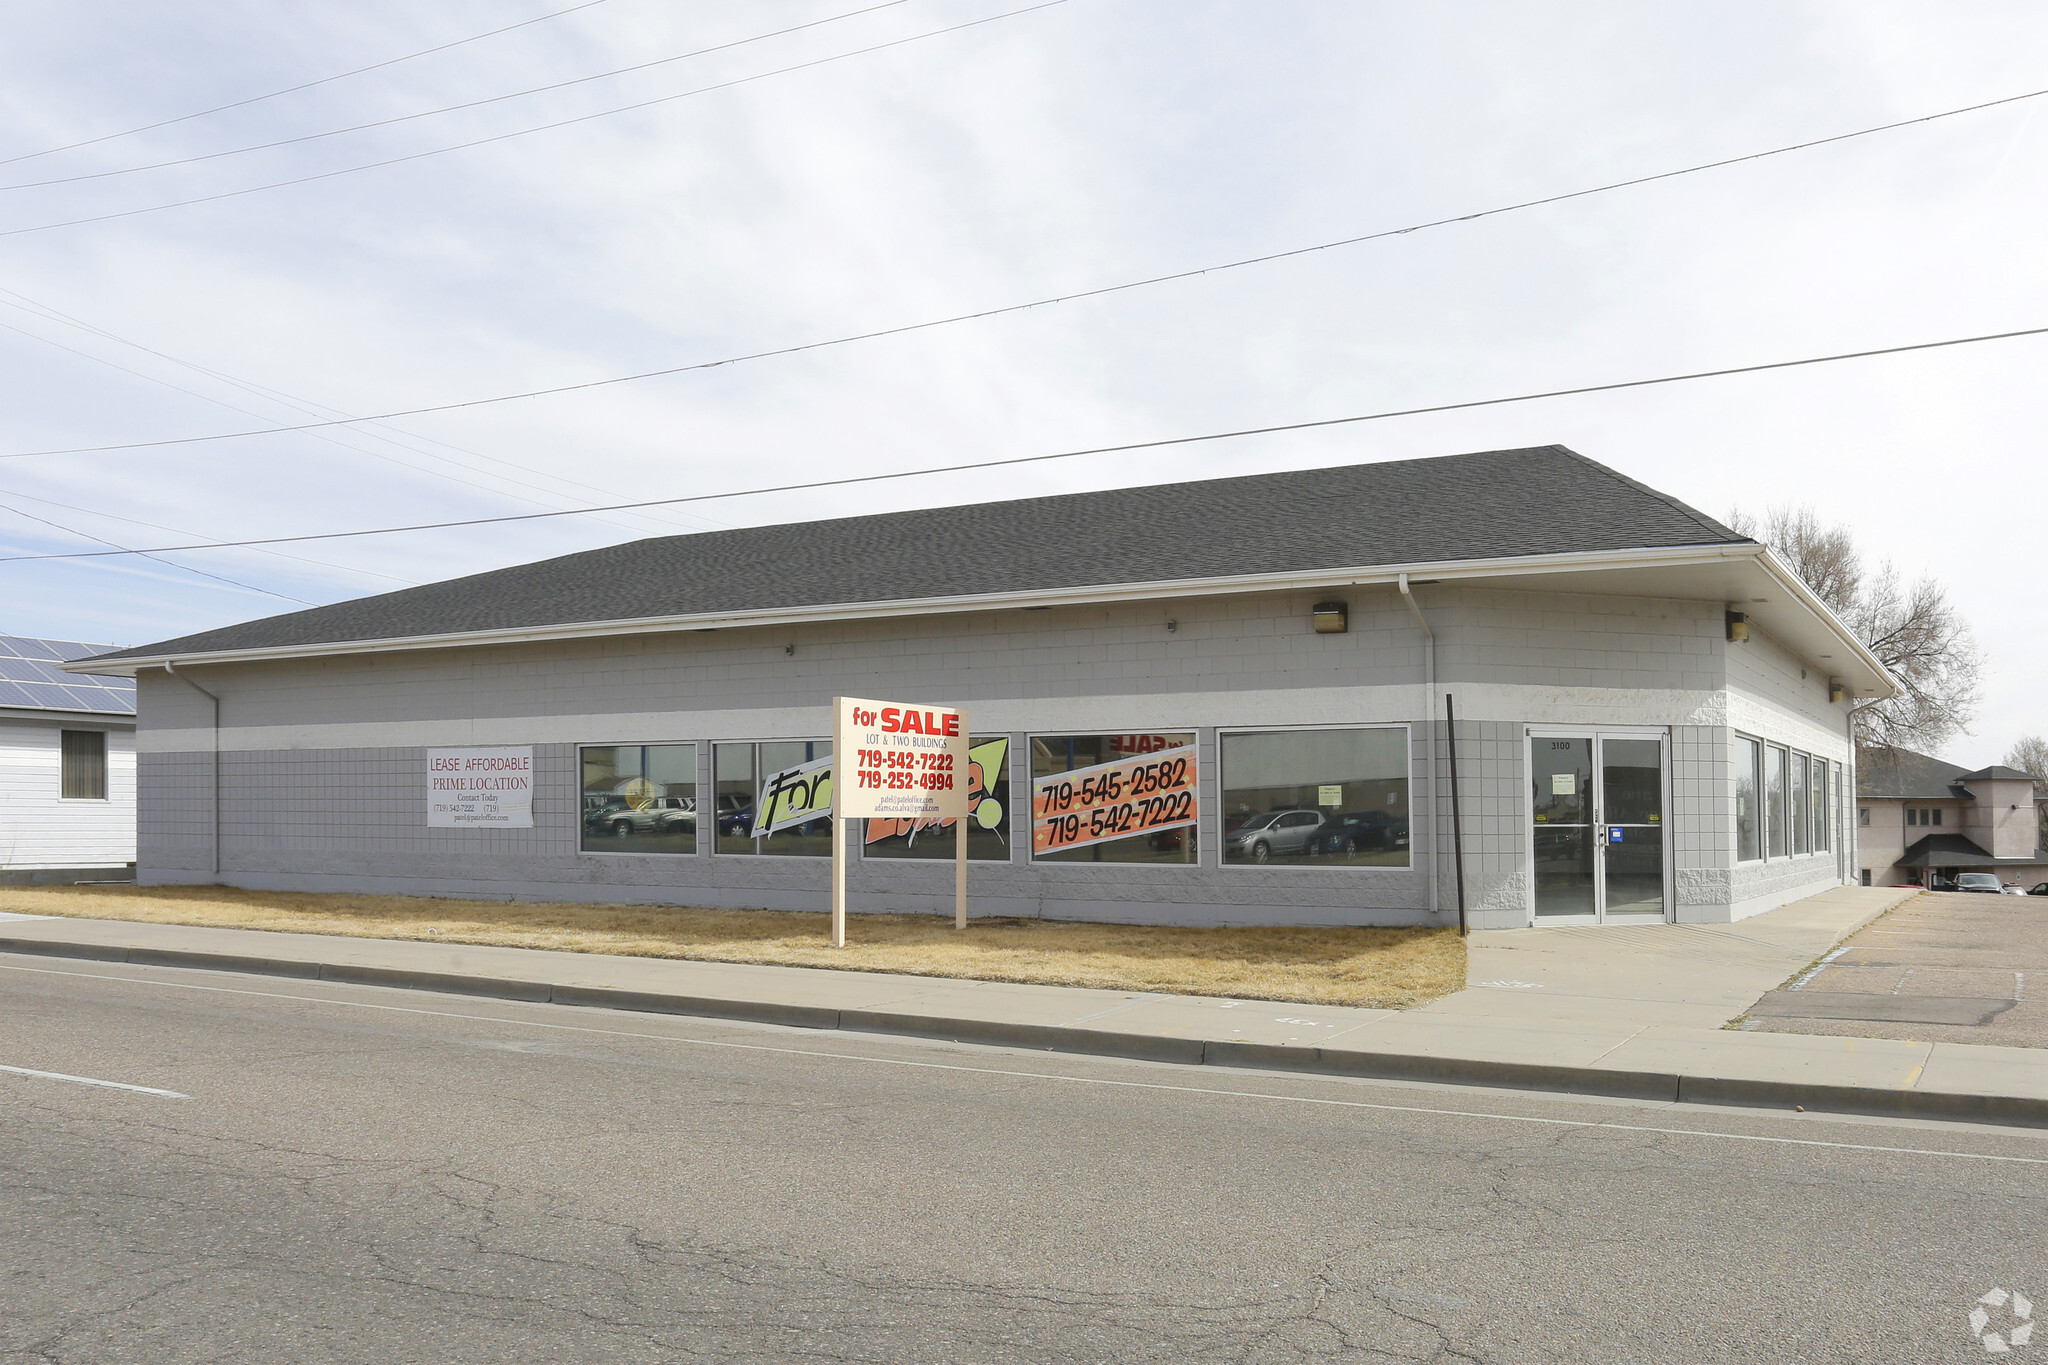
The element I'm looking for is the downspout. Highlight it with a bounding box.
[1844,703,1857,887]
[1398,574,1440,917]
[163,662,221,879]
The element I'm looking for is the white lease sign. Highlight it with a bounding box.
[831,696,972,945]
[428,746,534,828]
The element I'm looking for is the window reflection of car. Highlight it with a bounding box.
[1225,810,1324,863]
[1307,811,1409,858]
[589,796,695,837]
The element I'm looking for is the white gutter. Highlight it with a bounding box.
[1398,573,1440,918]
[65,542,1777,677]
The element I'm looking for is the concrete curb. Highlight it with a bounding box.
[8,933,2044,1128]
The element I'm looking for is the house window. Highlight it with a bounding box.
[1030,733,1197,863]
[1766,745,1789,858]
[862,736,1012,862]
[1860,869,1871,887]
[579,744,696,855]
[714,740,833,856]
[1735,735,1762,862]
[1791,752,1810,855]
[1220,726,1410,867]
[60,729,107,800]
[1932,807,1943,827]
[1859,807,1870,828]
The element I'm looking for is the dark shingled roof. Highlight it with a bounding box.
[1857,748,1975,801]
[1898,833,2048,869]
[1961,765,2044,784]
[91,445,1747,664]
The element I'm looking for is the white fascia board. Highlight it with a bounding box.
[1747,550,1896,698]
[68,542,1796,677]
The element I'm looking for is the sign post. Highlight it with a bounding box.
[832,696,971,946]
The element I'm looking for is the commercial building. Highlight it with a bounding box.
[72,446,1889,928]
[2,634,136,884]
[1855,748,2048,890]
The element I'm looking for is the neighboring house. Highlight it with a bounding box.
[1857,748,2048,890]
[0,634,136,884]
[72,446,1889,928]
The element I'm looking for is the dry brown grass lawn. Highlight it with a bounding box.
[0,885,1465,1009]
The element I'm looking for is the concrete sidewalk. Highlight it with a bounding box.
[5,888,2047,1126]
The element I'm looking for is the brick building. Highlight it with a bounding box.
[70,446,1889,928]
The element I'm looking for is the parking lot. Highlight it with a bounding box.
[1743,890,2048,1047]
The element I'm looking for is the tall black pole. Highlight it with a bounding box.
[1445,691,1469,937]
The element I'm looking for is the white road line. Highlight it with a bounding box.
[0,1062,187,1099]
[4,958,2046,1165]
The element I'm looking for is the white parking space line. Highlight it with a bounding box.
[0,1062,188,1099]
[5,957,2047,1164]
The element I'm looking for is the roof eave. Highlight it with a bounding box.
[66,541,1861,680]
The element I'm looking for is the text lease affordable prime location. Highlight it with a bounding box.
[427,746,534,827]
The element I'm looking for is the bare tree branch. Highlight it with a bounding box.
[1730,503,1981,758]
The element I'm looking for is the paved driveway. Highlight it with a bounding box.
[1742,891,2048,1048]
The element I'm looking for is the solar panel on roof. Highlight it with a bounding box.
[0,657,69,685]
[0,680,34,706]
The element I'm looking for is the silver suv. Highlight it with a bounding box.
[1226,809,1325,863]
[591,795,695,838]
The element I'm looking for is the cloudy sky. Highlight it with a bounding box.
[2,1,2042,764]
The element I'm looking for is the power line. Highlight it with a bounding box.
[0,0,1069,240]
[5,321,2043,564]
[0,0,915,192]
[7,80,2039,462]
[0,498,317,603]
[0,296,726,537]
[0,0,615,168]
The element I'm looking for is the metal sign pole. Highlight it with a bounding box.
[830,696,847,948]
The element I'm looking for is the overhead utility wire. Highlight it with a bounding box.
[8,80,2038,460]
[0,0,1069,239]
[0,0,614,168]
[0,499,318,603]
[0,0,915,191]
[6,322,2043,563]
[0,298,724,537]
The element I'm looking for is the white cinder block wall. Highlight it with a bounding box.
[0,717,136,869]
[133,582,1853,926]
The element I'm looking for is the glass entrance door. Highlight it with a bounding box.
[1529,731,1669,923]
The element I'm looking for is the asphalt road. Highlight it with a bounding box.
[6,952,2048,1364]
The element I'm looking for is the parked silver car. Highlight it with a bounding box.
[592,795,696,838]
[1225,809,1325,863]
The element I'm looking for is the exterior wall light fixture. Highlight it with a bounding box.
[1312,601,1348,634]
[1725,609,1749,643]
[1829,679,1848,703]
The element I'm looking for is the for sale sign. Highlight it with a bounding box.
[427,746,534,828]
[1031,745,1197,854]
[835,696,970,821]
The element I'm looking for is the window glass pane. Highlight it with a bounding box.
[1220,728,1409,867]
[1932,807,1943,827]
[1031,733,1197,864]
[1735,736,1761,862]
[1811,759,1829,851]
[715,741,834,856]
[1766,746,1788,858]
[580,744,695,854]
[1532,737,1593,827]
[863,735,1012,861]
[1791,753,1809,854]
[60,729,107,800]
[1601,738,1663,825]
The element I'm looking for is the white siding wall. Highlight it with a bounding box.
[0,717,137,869]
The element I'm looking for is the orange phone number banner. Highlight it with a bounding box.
[1031,745,1198,854]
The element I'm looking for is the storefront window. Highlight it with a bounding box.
[1766,745,1788,858]
[1030,733,1197,864]
[1791,752,1810,855]
[715,740,834,856]
[1735,735,1762,862]
[1812,758,1830,851]
[863,735,1012,861]
[1220,727,1409,867]
[580,743,696,854]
